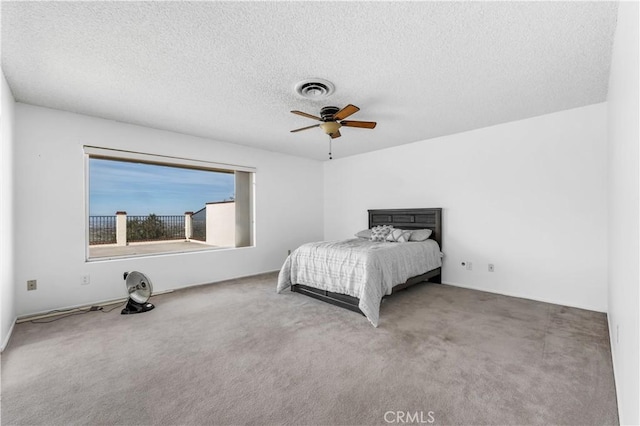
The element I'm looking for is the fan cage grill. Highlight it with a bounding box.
[126,271,153,304]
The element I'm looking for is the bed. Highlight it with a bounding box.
[277,208,443,327]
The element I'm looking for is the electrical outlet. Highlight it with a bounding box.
[461,261,472,270]
[81,275,90,285]
[27,280,37,291]
[488,264,495,272]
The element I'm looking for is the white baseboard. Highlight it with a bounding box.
[607,313,626,425]
[440,281,606,313]
[15,270,281,323]
[15,289,175,323]
[1,317,16,352]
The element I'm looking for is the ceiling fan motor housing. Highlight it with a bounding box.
[320,106,340,121]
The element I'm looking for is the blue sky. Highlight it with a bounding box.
[89,159,235,216]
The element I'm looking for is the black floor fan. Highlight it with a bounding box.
[121,271,155,315]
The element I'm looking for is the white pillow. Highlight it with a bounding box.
[409,228,433,242]
[355,229,372,239]
[386,228,411,243]
[370,225,393,242]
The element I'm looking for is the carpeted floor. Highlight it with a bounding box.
[1,272,618,425]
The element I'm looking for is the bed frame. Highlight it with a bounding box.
[291,208,443,315]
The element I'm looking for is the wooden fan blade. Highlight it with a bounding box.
[330,130,342,139]
[291,110,322,121]
[340,120,377,129]
[290,124,320,133]
[333,104,360,120]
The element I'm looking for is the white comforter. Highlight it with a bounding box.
[277,238,442,327]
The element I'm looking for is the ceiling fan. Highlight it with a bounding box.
[290,104,377,139]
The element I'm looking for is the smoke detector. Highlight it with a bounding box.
[294,79,335,99]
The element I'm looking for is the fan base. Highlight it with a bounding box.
[121,299,155,315]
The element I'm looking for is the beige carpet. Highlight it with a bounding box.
[1,272,618,425]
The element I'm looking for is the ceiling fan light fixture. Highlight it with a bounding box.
[320,121,341,135]
[294,79,335,99]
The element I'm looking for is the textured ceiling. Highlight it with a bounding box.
[1,1,618,161]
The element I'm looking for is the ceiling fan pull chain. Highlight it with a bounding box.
[328,135,333,160]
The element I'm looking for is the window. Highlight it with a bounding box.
[85,147,255,260]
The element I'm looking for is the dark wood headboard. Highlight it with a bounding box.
[368,208,442,248]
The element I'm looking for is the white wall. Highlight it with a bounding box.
[324,103,608,312]
[13,103,324,317]
[1,69,16,349]
[606,2,639,425]
[206,202,235,247]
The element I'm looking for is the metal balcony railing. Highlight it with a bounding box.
[126,215,185,243]
[88,216,117,245]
